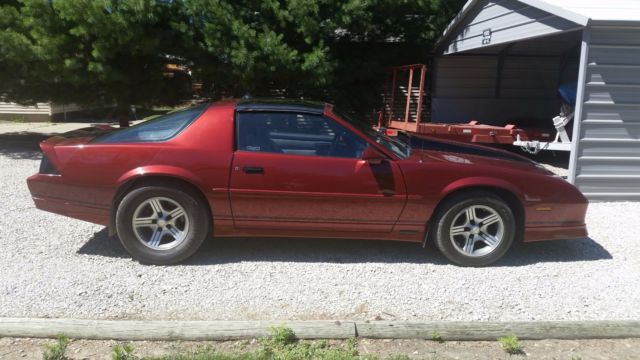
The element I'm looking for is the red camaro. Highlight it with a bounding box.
[27,99,588,266]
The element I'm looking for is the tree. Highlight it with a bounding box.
[0,0,465,125]
[184,0,466,117]
[1,0,193,127]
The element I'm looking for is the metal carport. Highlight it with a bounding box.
[431,0,640,200]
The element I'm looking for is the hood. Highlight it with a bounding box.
[406,135,550,172]
[409,135,534,163]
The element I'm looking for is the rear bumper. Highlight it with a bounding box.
[31,195,110,225]
[523,224,588,242]
[27,174,110,226]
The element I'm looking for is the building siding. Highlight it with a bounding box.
[443,0,581,54]
[574,25,640,199]
[0,102,51,115]
[431,51,569,125]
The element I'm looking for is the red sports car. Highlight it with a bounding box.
[27,99,588,266]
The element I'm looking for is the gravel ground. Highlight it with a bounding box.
[1,140,639,322]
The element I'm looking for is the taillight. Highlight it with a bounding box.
[39,154,59,175]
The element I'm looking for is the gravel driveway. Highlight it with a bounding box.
[1,137,639,322]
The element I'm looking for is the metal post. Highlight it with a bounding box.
[568,27,591,185]
[416,65,427,125]
[404,67,414,123]
[389,70,397,124]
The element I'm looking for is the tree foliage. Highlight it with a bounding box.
[0,0,465,120]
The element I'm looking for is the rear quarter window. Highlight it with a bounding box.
[93,104,208,143]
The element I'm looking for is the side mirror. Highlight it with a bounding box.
[361,146,385,165]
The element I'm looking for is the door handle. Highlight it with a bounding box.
[243,166,264,174]
[380,189,395,197]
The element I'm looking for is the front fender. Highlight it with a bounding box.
[439,176,525,202]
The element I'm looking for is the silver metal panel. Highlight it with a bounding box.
[444,0,581,54]
[0,102,51,115]
[574,26,640,199]
[590,26,640,45]
[431,98,560,124]
[587,65,640,85]
[433,56,498,98]
[588,45,640,66]
[584,84,640,104]
[432,43,568,125]
[523,0,640,23]
[578,157,640,175]
[582,103,640,122]
[501,57,560,98]
[581,121,640,140]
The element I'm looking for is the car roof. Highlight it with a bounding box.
[236,98,326,115]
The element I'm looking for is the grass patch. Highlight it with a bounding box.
[112,343,137,360]
[498,335,524,355]
[430,331,443,343]
[144,326,404,360]
[42,333,70,360]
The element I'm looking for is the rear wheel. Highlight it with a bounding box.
[116,185,210,264]
[433,191,516,267]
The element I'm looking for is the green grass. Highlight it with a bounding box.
[42,333,70,360]
[144,326,405,360]
[112,342,137,360]
[430,331,443,343]
[497,335,524,355]
[41,327,415,360]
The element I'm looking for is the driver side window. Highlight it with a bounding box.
[236,111,367,158]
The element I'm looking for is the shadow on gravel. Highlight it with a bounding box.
[0,133,47,159]
[79,228,612,267]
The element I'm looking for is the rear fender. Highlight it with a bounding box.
[116,165,205,188]
[108,165,208,236]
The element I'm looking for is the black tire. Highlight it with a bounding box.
[433,191,516,267]
[115,185,210,265]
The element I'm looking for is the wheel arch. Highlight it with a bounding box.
[108,173,212,236]
[425,180,525,245]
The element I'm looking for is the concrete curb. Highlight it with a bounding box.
[1,318,639,341]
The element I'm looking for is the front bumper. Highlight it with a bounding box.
[523,223,588,242]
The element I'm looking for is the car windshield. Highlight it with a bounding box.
[332,108,411,159]
[93,103,208,143]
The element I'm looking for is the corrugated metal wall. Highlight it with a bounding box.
[431,55,563,125]
[443,0,582,54]
[0,102,51,115]
[572,25,640,199]
[431,31,581,125]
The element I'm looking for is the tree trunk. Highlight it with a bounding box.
[118,116,130,128]
[116,104,130,128]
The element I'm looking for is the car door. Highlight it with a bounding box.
[229,110,407,233]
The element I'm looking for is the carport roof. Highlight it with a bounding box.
[439,0,640,47]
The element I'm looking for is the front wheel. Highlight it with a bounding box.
[433,192,516,267]
[115,185,210,265]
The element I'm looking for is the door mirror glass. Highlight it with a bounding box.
[361,146,385,165]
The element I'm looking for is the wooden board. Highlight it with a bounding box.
[355,321,640,340]
[0,318,355,340]
[2,318,639,341]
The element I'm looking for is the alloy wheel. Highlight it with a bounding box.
[449,205,504,257]
[132,197,189,250]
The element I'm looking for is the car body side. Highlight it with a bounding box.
[27,101,588,244]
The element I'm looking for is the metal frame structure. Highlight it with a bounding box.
[380,64,554,146]
[381,64,428,131]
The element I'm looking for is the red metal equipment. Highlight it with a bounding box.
[380,64,552,145]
